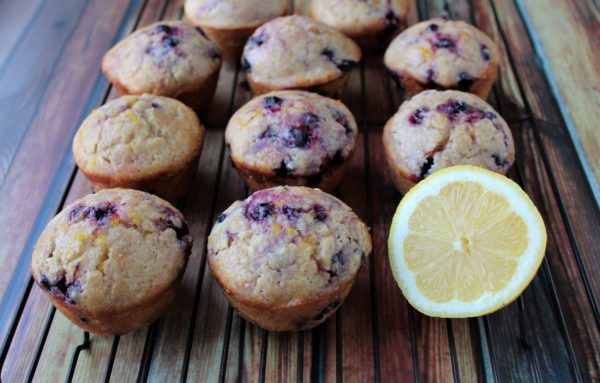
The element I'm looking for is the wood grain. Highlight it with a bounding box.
[0,0,599,381]
[519,0,600,186]
[0,0,145,345]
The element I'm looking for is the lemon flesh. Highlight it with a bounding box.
[389,166,547,317]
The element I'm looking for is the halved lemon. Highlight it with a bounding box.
[388,165,547,317]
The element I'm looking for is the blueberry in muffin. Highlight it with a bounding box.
[241,15,362,97]
[383,90,515,194]
[207,186,372,331]
[384,18,501,99]
[225,90,358,192]
[102,20,222,111]
[311,0,411,53]
[184,0,288,59]
[31,189,192,335]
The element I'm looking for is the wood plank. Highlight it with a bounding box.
[142,128,224,381]
[0,0,44,67]
[450,319,483,383]
[519,0,600,188]
[0,0,190,380]
[108,331,147,382]
[185,142,248,382]
[490,0,600,308]
[14,1,187,381]
[337,64,376,382]
[473,1,600,381]
[368,128,415,382]
[265,332,298,381]
[222,312,243,382]
[364,5,422,378]
[0,0,146,345]
[0,0,88,182]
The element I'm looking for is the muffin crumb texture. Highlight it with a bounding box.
[102,21,221,96]
[384,90,514,190]
[31,190,191,314]
[184,0,288,28]
[311,0,410,49]
[208,187,371,313]
[384,18,499,96]
[73,94,203,180]
[225,91,357,185]
[242,15,361,89]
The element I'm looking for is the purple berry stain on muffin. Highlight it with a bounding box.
[426,27,458,53]
[332,110,352,134]
[245,202,275,222]
[480,44,491,61]
[419,156,435,179]
[436,99,497,124]
[313,204,328,221]
[85,202,118,227]
[242,57,252,73]
[321,48,357,73]
[156,210,192,253]
[492,153,509,168]
[154,24,180,48]
[282,112,320,148]
[408,107,428,125]
[248,31,267,47]
[144,24,188,58]
[68,202,118,227]
[262,96,283,113]
[68,204,86,223]
[259,126,276,139]
[40,273,81,304]
[283,127,311,148]
[457,72,474,91]
[434,36,455,50]
[216,213,227,223]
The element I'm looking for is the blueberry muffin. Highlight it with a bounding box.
[207,186,372,331]
[241,15,362,97]
[310,0,410,53]
[184,0,288,59]
[225,91,358,192]
[73,94,205,202]
[31,189,192,335]
[384,18,500,99]
[383,90,515,194]
[102,20,221,112]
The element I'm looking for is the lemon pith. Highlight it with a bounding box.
[388,166,547,318]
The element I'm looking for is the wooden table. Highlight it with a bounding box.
[0,0,598,382]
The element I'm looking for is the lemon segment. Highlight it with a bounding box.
[388,165,547,317]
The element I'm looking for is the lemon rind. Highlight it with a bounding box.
[388,165,547,318]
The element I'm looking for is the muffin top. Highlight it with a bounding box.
[73,94,204,181]
[225,91,358,179]
[31,189,192,313]
[383,90,514,181]
[384,18,500,88]
[311,0,409,38]
[102,20,221,96]
[184,0,289,29]
[208,186,372,307]
[242,15,362,89]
